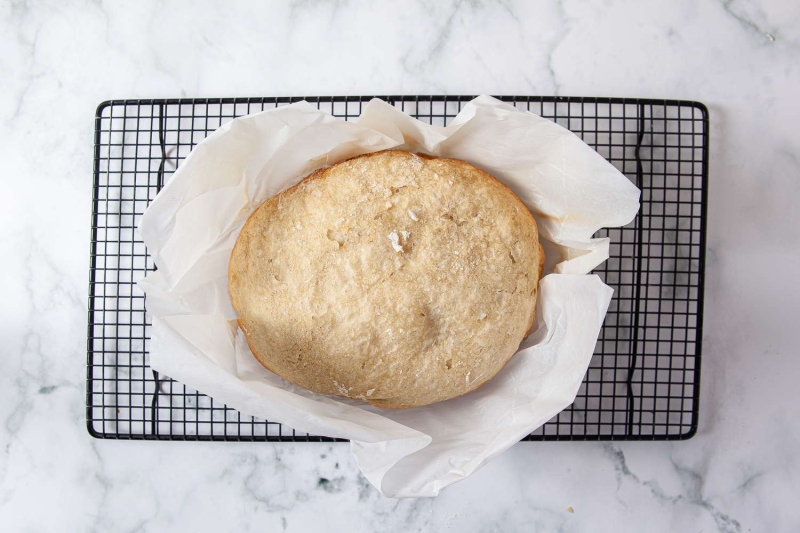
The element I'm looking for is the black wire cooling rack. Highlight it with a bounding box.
[87,95,708,442]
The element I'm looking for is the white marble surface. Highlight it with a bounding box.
[1,0,799,530]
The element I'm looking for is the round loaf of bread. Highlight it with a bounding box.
[229,150,543,408]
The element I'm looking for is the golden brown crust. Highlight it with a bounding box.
[229,150,543,408]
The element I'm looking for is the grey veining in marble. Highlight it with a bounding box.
[1,0,799,531]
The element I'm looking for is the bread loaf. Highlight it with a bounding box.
[229,150,543,408]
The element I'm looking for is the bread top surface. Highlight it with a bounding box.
[228,150,542,408]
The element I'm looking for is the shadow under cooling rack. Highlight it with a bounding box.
[87,95,708,442]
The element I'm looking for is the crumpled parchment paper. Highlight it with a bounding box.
[138,95,640,497]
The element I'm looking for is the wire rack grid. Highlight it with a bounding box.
[87,95,708,442]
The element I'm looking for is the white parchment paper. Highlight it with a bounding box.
[138,96,640,497]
